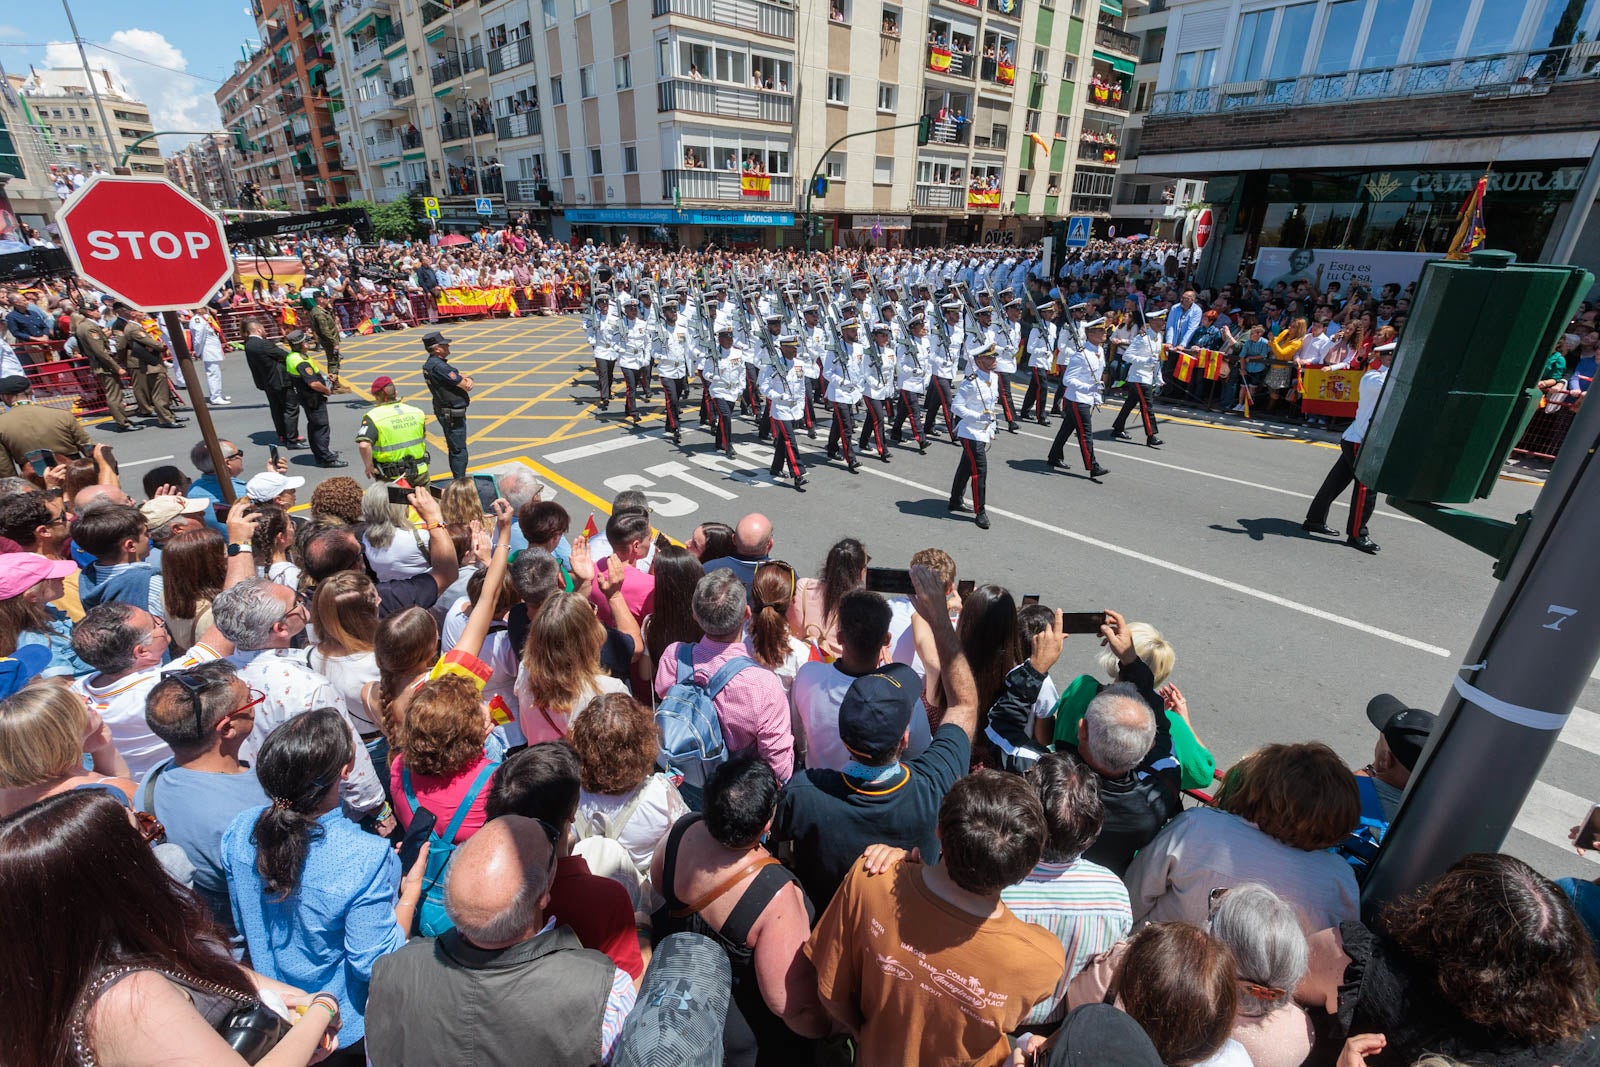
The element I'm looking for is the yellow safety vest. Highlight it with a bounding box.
[367,402,429,465]
[284,348,325,381]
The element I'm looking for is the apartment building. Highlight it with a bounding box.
[1133,0,1600,288]
[17,67,161,175]
[165,134,242,211]
[321,0,1147,246]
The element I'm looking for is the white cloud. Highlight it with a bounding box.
[0,25,26,40]
[41,28,221,150]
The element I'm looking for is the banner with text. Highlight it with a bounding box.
[1300,367,1364,416]
[1255,247,1437,295]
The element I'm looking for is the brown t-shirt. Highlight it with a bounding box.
[806,857,1065,1067]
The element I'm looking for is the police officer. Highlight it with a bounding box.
[422,330,472,479]
[284,330,347,468]
[114,302,182,428]
[309,291,350,394]
[949,343,1000,530]
[358,374,431,484]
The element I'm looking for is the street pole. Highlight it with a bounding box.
[802,119,924,253]
[1550,133,1600,265]
[62,0,119,168]
[1362,391,1600,915]
[160,309,234,505]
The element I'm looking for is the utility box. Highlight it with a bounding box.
[1357,250,1591,503]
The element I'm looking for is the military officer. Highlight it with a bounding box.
[760,336,809,491]
[1111,306,1166,447]
[1020,300,1059,425]
[114,302,182,428]
[655,298,693,445]
[825,317,866,473]
[309,291,349,394]
[74,301,132,431]
[707,324,747,459]
[890,312,932,453]
[1047,318,1110,480]
[949,343,1001,530]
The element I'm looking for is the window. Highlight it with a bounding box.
[753,55,791,91]
[1071,0,1085,14]
[589,147,603,173]
[1055,114,1071,137]
[1062,56,1076,80]
[1361,0,1416,68]
[1031,47,1049,74]
[1024,109,1040,132]
[1530,0,1596,49]
[550,75,565,104]
[1017,173,1029,193]
[825,152,845,179]
[1469,0,1528,53]
[829,0,851,24]
[713,47,746,84]
[1230,10,1273,81]
[542,0,557,27]
[877,82,897,112]
[1173,48,1218,90]
[560,150,573,177]
[657,38,670,78]
[579,65,596,97]
[873,155,893,183]
[574,0,590,13]
[623,144,638,172]
[615,55,632,89]
[1267,4,1317,78]
[1315,0,1363,73]
[881,3,901,35]
[826,74,849,104]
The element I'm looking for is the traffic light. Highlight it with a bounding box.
[812,175,829,198]
[917,115,933,146]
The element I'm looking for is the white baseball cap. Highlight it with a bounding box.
[246,471,307,502]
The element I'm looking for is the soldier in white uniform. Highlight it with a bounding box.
[859,322,898,463]
[924,299,964,439]
[1111,306,1166,447]
[948,343,1001,530]
[994,296,1025,433]
[824,317,866,473]
[891,312,932,453]
[707,324,747,458]
[1020,300,1059,424]
[752,312,786,441]
[1047,318,1111,479]
[760,335,809,491]
[585,290,617,410]
[1053,301,1090,416]
[655,298,694,444]
[797,304,827,438]
[1302,341,1393,554]
[612,296,654,422]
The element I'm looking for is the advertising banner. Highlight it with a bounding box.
[1255,246,1437,295]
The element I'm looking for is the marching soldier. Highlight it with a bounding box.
[586,290,617,410]
[924,299,964,440]
[993,296,1024,433]
[655,298,693,445]
[1054,302,1091,415]
[309,291,350,394]
[760,335,809,492]
[1111,306,1166,447]
[358,375,431,484]
[860,322,897,463]
[1302,341,1393,555]
[113,302,182,429]
[796,304,826,438]
[891,313,932,453]
[949,343,1001,530]
[825,317,866,473]
[284,330,347,468]
[754,312,786,440]
[74,301,133,432]
[707,325,747,459]
[1047,318,1111,480]
[612,296,653,422]
[422,330,473,478]
[1020,300,1058,425]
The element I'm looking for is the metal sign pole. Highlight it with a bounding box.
[161,309,234,504]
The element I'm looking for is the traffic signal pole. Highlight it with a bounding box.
[803,119,928,252]
[1361,390,1600,915]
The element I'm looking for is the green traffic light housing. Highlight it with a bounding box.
[917,115,933,146]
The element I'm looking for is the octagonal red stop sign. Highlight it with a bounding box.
[55,175,232,312]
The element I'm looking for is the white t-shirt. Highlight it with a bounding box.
[576,773,688,890]
[72,666,172,777]
[791,660,933,772]
[744,632,810,694]
[306,648,381,734]
[1194,1039,1253,1067]
[362,527,431,582]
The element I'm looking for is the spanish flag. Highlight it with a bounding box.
[282,306,298,327]
[740,173,772,198]
[582,512,599,539]
[1447,173,1488,260]
[1173,350,1198,383]
[928,46,952,72]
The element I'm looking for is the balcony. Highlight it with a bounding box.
[495,112,543,140]
[657,79,793,123]
[507,179,554,205]
[410,179,432,195]
[333,107,351,129]
[927,45,974,79]
[419,0,460,27]
[651,0,794,40]
[979,56,1018,87]
[430,47,484,86]
[487,36,535,75]
[1078,140,1119,164]
[1095,22,1140,56]
[293,157,319,176]
[972,128,1009,151]
[1086,77,1130,111]
[438,115,489,142]
[392,75,415,99]
[987,0,1022,19]
[367,134,401,161]
[914,183,965,209]
[663,168,794,205]
[1149,41,1600,117]
[400,128,423,149]
[923,113,971,146]
[334,0,391,30]
[351,37,382,69]
[355,91,395,119]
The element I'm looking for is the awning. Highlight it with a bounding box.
[1100,0,1123,14]
[1093,49,1136,75]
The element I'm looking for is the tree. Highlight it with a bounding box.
[263,198,291,212]
[322,197,419,240]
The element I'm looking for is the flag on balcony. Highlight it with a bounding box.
[1447,173,1488,260]
[997,62,1016,85]
[928,46,953,72]
[741,173,772,198]
[1028,131,1051,165]
[967,189,1002,209]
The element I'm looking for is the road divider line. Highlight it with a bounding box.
[852,462,1452,658]
[547,433,662,463]
[1557,707,1600,759]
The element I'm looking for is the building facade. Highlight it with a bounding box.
[165,134,241,211]
[1134,0,1600,288]
[320,0,1147,246]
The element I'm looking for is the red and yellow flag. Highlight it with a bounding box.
[582,512,599,539]
[1447,174,1489,260]
[740,173,772,198]
[928,46,953,72]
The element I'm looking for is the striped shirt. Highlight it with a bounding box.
[1000,857,1133,1025]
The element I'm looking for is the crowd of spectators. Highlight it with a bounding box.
[1,425,1598,1066]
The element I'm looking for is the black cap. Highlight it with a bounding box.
[1366,694,1437,771]
[421,330,452,348]
[1050,1004,1164,1067]
[283,329,307,346]
[0,375,32,395]
[838,663,920,761]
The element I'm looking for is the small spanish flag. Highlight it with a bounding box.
[1174,351,1197,384]
[582,512,599,540]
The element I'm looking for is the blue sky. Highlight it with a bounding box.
[0,2,262,146]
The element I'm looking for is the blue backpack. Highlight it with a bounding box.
[401,760,498,937]
[656,644,756,795]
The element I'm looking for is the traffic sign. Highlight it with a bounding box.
[423,196,441,219]
[1066,215,1092,248]
[55,175,231,312]
[1194,207,1214,250]
[475,197,493,216]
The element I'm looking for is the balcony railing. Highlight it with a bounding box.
[651,0,795,40]
[923,114,971,146]
[1078,141,1119,164]
[507,179,555,205]
[351,37,382,69]
[495,112,543,140]
[400,129,423,149]
[333,0,390,29]
[392,75,415,99]
[1095,23,1140,55]
[318,122,337,138]
[439,115,490,142]
[293,158,319,176]
[430,47,485,86]
[657,79,793,123]
[973,128,1008,151]
[333,107,351,129]
[488,36,535,75]
[367,134,401,161]
[1150,41,1600,117]
[419,0,452,26]
[355,92,394,119]
[663,168,794,204]
[410,179,431,195]
[927,46,975,78]
[914,183,965,209]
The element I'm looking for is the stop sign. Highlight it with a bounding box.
[1194,207,1214,250]
[56,175,231,312]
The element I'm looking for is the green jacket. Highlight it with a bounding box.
[1049,674,1217,791]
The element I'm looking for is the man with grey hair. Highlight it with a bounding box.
[366,815,635,1065]
[211,577,390,827]
[1064,680,1182,876]
[653,569,794,780]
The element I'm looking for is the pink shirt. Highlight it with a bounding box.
[653,636,794,780]
[391,752,496,844]
[589,557,655,628]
